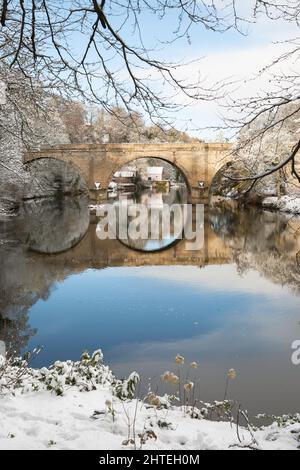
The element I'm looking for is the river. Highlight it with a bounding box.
[0,189,300,418]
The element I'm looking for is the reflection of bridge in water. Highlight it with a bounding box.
[45,216,232,270]
[0,205,232,357]
[19,196,300,274]
[2,196,300,359]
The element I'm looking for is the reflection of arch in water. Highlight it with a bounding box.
[105,157,190,252]
[118,231,184,254]
[22,195,90,255]
[96,203,187,254]
[112,196,189,253]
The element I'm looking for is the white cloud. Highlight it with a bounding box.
[173,40,300,137]
[114,264,292,297]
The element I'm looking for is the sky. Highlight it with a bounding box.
[180,17,299,139]
[133,4,299,138]
[138,8,300,139]
[71,2,300,140]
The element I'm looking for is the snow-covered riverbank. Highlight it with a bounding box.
[262,196,300,215]
[2,387,300,450]
[0,351,299,450]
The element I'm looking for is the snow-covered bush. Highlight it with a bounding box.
[114,372,140,401]
[0,348,42,394]
[0,349,115,396]
[257,413,300,428]
[0,347,145,402]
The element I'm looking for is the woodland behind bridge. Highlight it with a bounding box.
[1,1,300,214]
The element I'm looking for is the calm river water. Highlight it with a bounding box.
[0,190,300,417]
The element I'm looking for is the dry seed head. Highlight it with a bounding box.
[175,354,184,365]
[162,371,179,385]
[227,369,237,380]
[184,382,194,393]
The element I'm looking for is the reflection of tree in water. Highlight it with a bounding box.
[234,252,300,295]
[210,202,300,293]
[0,195,90,355]
[297,251,300,270]
[2,195,300,356]
[210,206,240,239]
[0,313,37,357]
[0,241,41,356]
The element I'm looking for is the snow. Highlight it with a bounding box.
[1,387,300,450]
[262,196,300,215]
[0,352,300,450]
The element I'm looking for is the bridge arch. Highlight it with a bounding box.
[23,143,233,202]
[24,156,89,195]
[209,161,236,199]
[106,155,192,195]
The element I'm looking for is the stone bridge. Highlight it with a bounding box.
[24,143,232,201]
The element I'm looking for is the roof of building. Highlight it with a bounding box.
[114,171,136,178]
[147,167,164,175]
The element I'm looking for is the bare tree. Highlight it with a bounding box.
[1,2,299,119]
[55,99,87,143]
[1,1,300,186]
[0,0,231,126]
[219,6,300,190]
[4,1,295,123]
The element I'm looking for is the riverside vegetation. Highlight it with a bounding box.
[1,348,300,450]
